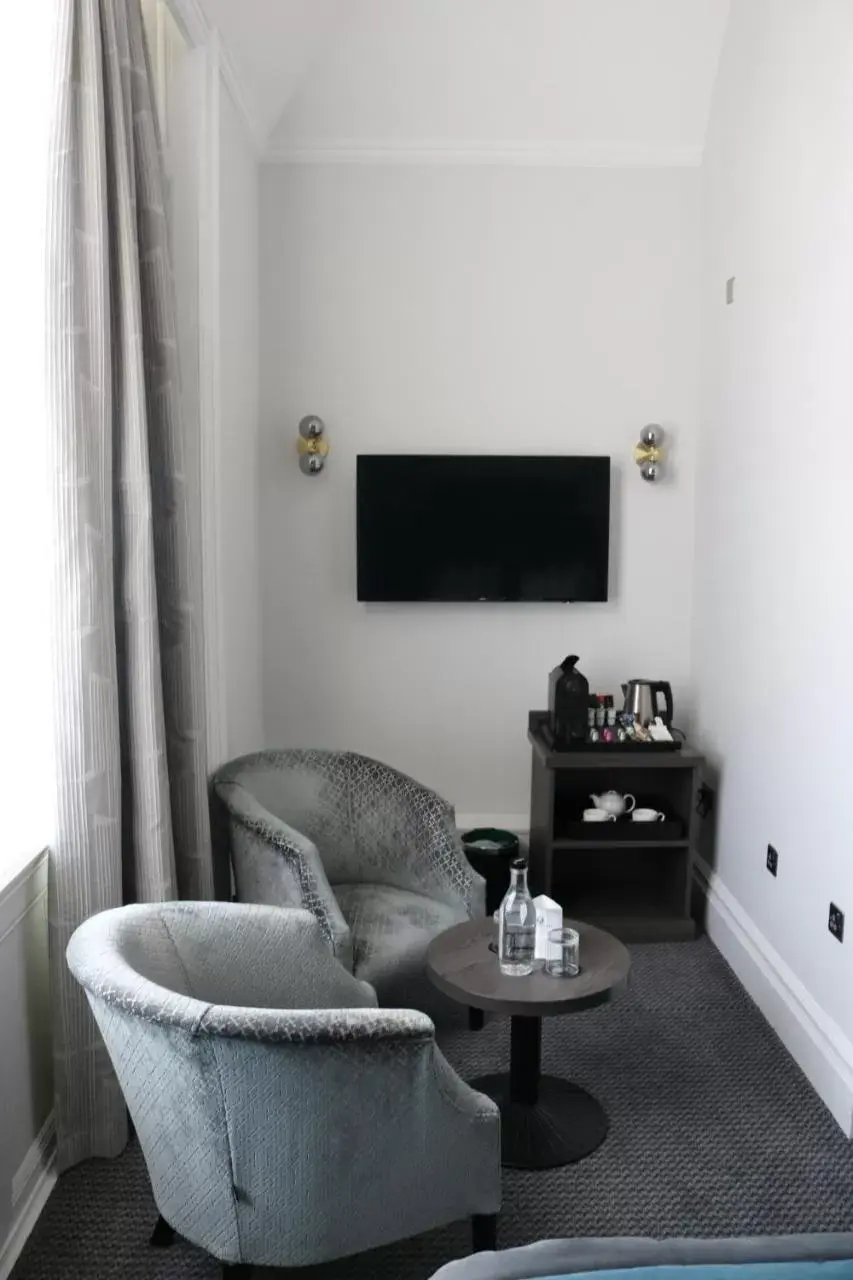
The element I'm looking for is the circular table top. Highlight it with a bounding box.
[426,918,630,1018]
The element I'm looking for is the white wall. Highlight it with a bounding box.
[259,163,700,821]
[218,92,264,758]
[695,0,853,1122]
[0,858,54,1278]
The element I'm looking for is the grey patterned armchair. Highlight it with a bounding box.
[210,750,485,1014]
[66,902,501,1275]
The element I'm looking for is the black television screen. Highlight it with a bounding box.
[356,455,610,602]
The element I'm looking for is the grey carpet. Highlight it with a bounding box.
[12,937,853,1279]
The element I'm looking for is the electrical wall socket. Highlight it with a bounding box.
[766,844,778,877]
[829,903,844,942]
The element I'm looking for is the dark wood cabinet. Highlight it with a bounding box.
[527,712,703,942]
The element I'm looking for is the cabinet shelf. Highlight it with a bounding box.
[566,902,697,944]
[552,837,691,850]
[527,711,703,944]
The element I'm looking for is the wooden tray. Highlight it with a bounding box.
[534,713,683,752]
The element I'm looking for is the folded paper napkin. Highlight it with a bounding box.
[534,894,563,960]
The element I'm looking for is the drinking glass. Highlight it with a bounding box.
[545,927,580,978]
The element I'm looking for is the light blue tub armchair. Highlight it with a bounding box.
[66,902,501,1275]
[210,749,486,1014]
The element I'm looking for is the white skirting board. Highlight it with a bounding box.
[694,856,853,1137]
[0,1115,57,1280]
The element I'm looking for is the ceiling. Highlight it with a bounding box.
[197,0,339,146]
[199,0,731,162]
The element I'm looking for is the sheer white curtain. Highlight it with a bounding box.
[0,0,54,885]
[45,0,214,1169]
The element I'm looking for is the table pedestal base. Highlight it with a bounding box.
[471,1072,608,1169]
[470,1014,608,1169]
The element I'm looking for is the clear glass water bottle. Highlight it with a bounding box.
[498,857,536,976]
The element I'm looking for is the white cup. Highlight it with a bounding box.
[582,808,616,822]
[632,808,665,822]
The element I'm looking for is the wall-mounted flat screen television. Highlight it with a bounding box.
[356,455,610,602]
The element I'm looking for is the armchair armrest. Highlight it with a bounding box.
[201,1002,433,1043]
[214,781,353,968]
[213,1012,501,1267]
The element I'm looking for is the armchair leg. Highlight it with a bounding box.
[150,1215,175,1247]
[468,1007,485,1031]
[472,1213,497,1252]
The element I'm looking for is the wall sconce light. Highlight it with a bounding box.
[297,415,329,475]
[633,424,664,482]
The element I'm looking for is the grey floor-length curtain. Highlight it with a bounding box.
[46,0,214,1169]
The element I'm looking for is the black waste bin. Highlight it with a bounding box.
[461,827,520,916]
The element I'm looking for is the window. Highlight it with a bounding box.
[0,6,55,883]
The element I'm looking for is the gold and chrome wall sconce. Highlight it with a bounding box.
[634,424,664,482]
[297,416,329,475]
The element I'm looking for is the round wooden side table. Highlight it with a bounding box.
[426,917,630,1170]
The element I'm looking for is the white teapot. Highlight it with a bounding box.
[589,790,636,817]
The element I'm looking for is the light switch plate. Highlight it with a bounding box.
[726,276,736,304]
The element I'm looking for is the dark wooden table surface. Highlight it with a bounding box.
[427,917,629,1017]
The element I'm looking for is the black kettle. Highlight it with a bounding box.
[549,655,589,746]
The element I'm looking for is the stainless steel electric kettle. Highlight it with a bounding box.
[622,679,674,727]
